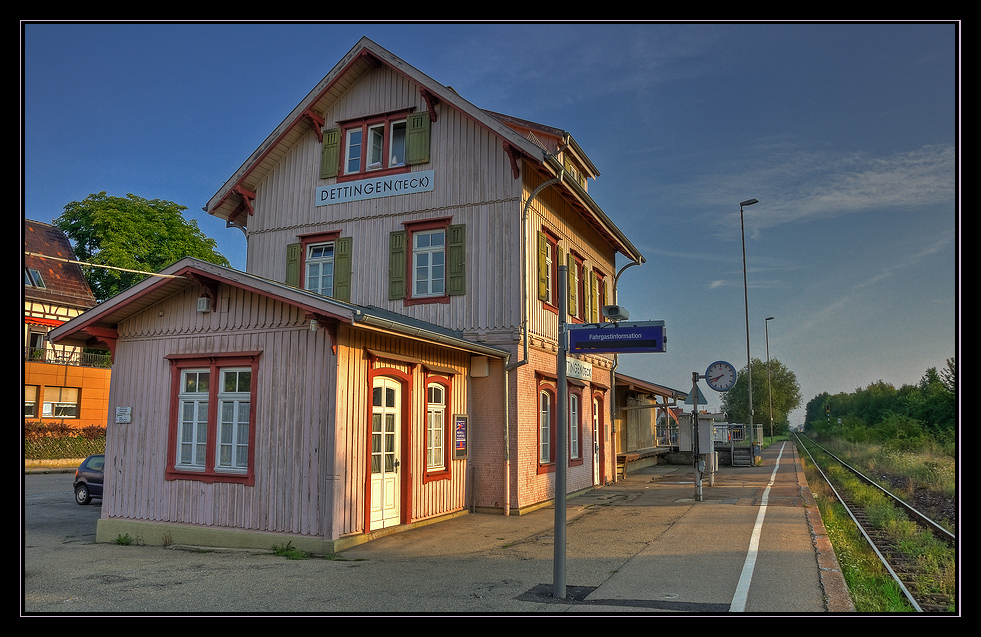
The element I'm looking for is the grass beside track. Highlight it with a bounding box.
[797,437,956,613]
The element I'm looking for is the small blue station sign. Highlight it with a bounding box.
[567,321,666,354]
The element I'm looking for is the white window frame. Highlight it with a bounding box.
[304,241,335,297]
[412,229,445,298]
[178,369,210,470]
[540,390,552,464]
[345,116,408,176]
[570,393,580,460]
[216,368,251,473]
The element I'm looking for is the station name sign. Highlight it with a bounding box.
[567,321,666,354]
[316,170,435,205]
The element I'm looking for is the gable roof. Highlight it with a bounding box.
[23,219,98,310]
[47,257,509,361]
[204,37,644,264]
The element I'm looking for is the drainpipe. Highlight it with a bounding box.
[609,259,642,482]
[502,148,568,515]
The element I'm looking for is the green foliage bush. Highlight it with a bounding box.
[24,421,106,459]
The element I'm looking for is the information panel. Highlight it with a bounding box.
[567,321,666,354]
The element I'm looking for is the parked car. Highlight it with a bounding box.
[73,454,104,505]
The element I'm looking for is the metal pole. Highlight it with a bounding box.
[765,317,774,443]
[739,199,758,458]
[692,372,702,502]
[553,265,568,600]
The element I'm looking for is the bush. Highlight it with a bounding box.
[24,421,106,459]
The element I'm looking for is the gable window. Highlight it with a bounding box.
[321,111,430,180]
[389,219,466,304]
[166,352,260,485]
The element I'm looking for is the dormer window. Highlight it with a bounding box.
[25,268,46,288]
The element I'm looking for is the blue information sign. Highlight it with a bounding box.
[567,321,666,354]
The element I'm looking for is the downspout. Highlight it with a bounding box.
[502,146,568,515]
[609,258,642,482]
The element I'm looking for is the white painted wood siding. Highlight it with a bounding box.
[104,284,334,538]
[243,64,522,337]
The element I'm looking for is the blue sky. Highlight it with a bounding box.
[22,22,959,425]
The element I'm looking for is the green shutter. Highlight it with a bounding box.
[567,253,577,314]
[589,270,599,323]
[320,128,340,179]
[333,236,352,302]
[537,232,549,302]
[405,112,430,166]
[447,224,466,296]
[388,230,407,300]
[286,242,301,287]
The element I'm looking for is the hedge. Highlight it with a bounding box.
[24,421,106,460]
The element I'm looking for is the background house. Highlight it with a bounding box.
[24,219,110,429]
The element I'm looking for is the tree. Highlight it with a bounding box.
[720,357,802,436]
[55,192,230,301]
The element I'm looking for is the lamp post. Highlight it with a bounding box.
[765,316,774,443]
[739,198,758,456]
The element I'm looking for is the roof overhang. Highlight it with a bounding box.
[47,257,510,363]
[205,37,546,230]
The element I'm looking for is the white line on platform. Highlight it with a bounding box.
[729,442,786,612]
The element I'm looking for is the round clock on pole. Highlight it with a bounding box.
[705,361,737,392]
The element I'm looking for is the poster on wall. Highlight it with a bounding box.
[453,414,468,460]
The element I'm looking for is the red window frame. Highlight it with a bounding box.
[164,352,260,485]
[403,216,452,306]
[541,229,560,315]
[422,373,452,483]
[337,109,412,182]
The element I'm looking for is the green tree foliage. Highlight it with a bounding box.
[720,357,802,435]
[55,192,230,301]
[803,357,956,447]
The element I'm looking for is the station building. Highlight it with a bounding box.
[50,37,654,552]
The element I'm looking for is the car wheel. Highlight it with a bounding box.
[74,484,91,505]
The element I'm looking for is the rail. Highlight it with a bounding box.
[795,433,955,612]
[24,346,111,369]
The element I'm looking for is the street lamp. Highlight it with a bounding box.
[739,198,758,455]
[765,316,775,442]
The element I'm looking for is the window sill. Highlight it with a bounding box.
[166,468,254,486]
[404,294,450,306]
[336,164,409,183]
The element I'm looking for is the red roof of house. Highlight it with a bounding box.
[23,219,97,310]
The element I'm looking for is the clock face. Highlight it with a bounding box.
[705,361,736,392]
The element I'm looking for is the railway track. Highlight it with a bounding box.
[795,434,956,613]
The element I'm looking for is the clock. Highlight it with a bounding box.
[705,361,737,392]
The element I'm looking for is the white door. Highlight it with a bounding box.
[592,398,601,485]
[370,378,401,529]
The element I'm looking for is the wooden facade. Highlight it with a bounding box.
[51,37,649,551]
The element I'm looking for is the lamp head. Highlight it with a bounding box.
[740,198,759,207]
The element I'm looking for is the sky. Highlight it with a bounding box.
[21,21,959,425]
